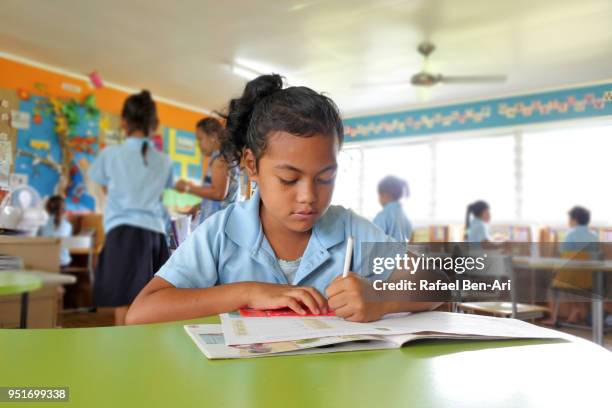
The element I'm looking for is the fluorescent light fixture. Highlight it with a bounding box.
[232,65,259,80]
[232,57,305,87]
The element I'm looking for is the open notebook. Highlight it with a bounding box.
[185,311,563,360]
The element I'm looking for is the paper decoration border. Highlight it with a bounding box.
[344,83,612,142]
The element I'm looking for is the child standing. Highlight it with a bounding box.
[38,195,72,267]
[89,90,173,325]
[373,175,412,242]
[127,75,439,325]
[174,117,239,224]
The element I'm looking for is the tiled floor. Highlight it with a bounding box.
[60,309,115,328]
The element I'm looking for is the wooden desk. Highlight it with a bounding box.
[513,256,612,345]
[0,272,42,328]
[0,237,61,328]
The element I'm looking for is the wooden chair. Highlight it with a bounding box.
[458,254,548,320]
[61,232,95,283]
[60,232,96,311]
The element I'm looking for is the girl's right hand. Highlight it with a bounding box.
[246,282,328,315]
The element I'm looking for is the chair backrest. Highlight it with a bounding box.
[430,226,450,242]
[79,214,104,251]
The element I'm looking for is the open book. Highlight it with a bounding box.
[185,311,563,360]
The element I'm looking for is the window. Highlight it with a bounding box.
[331,122,611,229]
[435,135,516,223]
[332,147,362,212]
[361,143,432,222]
[522,125,612,225]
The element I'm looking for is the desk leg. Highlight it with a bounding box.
[20,292,29,329]
[592,271,604,345]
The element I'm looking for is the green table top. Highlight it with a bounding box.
[0,272,42,296]
[0,316,610,408]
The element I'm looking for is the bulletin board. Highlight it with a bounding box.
[0,86,203,212]
[0,88,19,186]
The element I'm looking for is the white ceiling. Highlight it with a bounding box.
[1,0,611,117]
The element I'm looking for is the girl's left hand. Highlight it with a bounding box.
[325,273,385,322]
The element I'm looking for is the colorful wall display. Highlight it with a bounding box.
[13,96,63,198]
[344,83,612,143]
[164,127,202,182]
[2,88,206,212]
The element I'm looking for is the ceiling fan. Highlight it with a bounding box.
[355,42,507,89]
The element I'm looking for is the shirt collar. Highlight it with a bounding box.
[124,137,151,146]
[572,225,590,232]
[384,200,400,211]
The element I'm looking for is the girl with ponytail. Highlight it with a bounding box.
[38,195,72,267]
[128,75,440,325]
[464,200,492,242]
[174,117,239,224]
[89,90,174,325]
[373,175,413,242]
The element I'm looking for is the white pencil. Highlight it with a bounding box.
[342,236,354,278]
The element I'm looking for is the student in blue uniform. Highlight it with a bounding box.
[560,206,599,254]
[373,175,412,242]
[545,206,600,325]
[175,117,239,224]
[127,75,440,325]
[89,90,174,326]
[38,195,72,267]
[464,200,492,242]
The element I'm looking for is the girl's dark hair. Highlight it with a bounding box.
[196,117,224,139]
[45,195,64,229]
[219,74,343,166]
[464,200,490,239]
[121,90,158,166]
[378,175,409,201]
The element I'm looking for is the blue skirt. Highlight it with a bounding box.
[93,225,169,307]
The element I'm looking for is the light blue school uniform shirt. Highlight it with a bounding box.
[88,137,173,234]
[561,225,599,254]
[466,217,491,242]
[38,217,73,266]
[373,201,413,242]
[156,189,400,295]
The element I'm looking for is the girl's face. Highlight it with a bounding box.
[480,208,491,223]
[378,192,392,207]
[196,128,219,156]
[245,131,339,233]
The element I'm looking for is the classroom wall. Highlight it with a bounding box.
[0,55,207,211]
[0,56,203,131]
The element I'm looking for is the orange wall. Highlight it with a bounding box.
[0,56,204,131]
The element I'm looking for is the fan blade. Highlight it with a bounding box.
[352,80,412,89]
[440,75,507,84]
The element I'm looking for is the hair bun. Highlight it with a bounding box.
[139,89,153,101]
[243,74,283,102]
